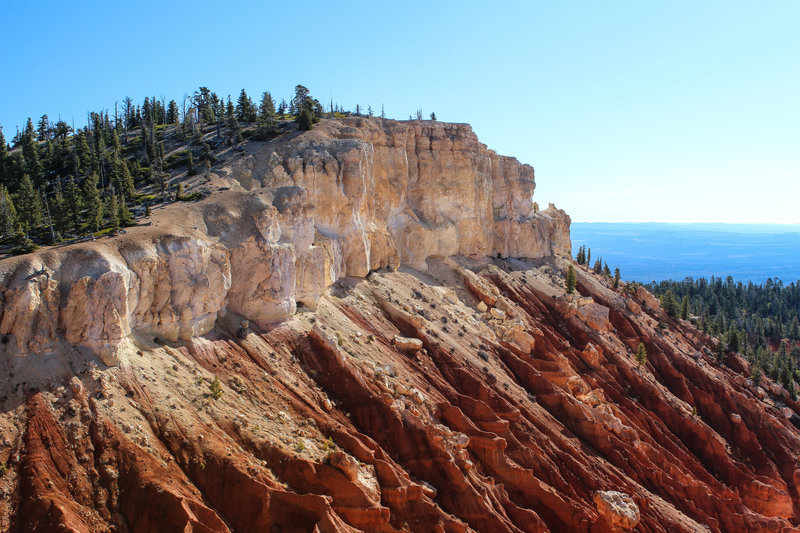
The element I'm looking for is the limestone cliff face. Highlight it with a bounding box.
[225,118,570,276]
[0,118,570,361]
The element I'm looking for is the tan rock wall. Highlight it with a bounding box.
[0,118,570,362]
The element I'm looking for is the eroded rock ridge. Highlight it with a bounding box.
[0,118,569,361]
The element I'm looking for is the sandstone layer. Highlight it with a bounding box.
[0,118,570,362]
[3,256,800,532]
[1,118,799,532]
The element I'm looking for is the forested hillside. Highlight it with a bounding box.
[0,85,332,254]
[648,276,800,396]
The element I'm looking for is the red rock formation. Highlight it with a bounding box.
[3,256,800,532]
[1,118,799,532]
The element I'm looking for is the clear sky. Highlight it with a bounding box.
[1,1,798,223]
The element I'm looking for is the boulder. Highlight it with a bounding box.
[393,336,423,351]
[593,490,640,530]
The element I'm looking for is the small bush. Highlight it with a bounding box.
[208,376,223,400]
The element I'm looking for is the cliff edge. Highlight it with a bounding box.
[0,118,569,363]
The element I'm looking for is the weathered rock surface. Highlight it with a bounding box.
[593,491,640,531]
[3,254,800,532]
[2,118,800,533]
[0,118,569,362]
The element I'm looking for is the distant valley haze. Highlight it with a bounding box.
[571,222,800,283]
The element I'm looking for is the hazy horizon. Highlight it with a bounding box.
[571,222,800,283]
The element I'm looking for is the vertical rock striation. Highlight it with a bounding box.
[0,118,569,361]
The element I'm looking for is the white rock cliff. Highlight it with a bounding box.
[0,118,570,362]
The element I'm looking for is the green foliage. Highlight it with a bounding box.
[64,178,82,235]
[660,290,679,318]
[750,365,762,385]
[117,194,134,227]
[0,184,18,239]
[297,106,314,131]
[613,267,621,290]
[82,172,103,232]
[715,340,726,362]
[236,89,257,123]
[649,276,800,395]
[680,295,689,320]
[208,376,223,400]
[177,191,204,202]
[15,174,42,233]
[12,227,38,254]
[106,193,119,232]
[635,343,647,366]
[566,264,577,295]
[576,245,586,265]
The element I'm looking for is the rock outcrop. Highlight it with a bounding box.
[0,118,570,361]
[2,118,800,533]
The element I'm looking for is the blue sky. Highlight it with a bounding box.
[1,1,798,223]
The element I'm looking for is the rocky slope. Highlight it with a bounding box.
[0,118,569,363]
[1,118,799,532]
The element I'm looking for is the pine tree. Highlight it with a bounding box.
[566,264,577,295]
[118,193,133,227]
[226,113,241,144]
[187,152,197,175]
[21,127,43,187]
[15,174,42,234]
[0,184,18,239]
[50,190,67,238]
[297,106,314,131]
[257,91,278,133]
[111,129,121,155]
[200,142,215,168]
[292,85,310,115]
[37,114,50,141]
[0,126,8,175]
[117,157,135,199]
[613,267,621,289]
[715,338,726,362]
[106,192,119,232]
[236,89,256,122]
[430,112,437,121]
[661,290,679,318]
[64,178,82,235]
[592,258,602,274]
[680,295,689,320]
[82,172,102,232]
[166,100,180,124]
[635,343,647,366]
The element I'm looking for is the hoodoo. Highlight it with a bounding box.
[1,118,799,532]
